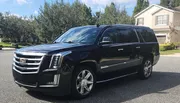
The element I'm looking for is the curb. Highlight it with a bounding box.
[0,48,16,51]
[161,54,180,57]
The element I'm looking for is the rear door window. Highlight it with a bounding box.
[116,29,138,43]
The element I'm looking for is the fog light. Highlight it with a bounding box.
[53,74,60,85]
[39,74,60,87]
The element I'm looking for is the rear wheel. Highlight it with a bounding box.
[71,66,96,99]
[138,58,153,79]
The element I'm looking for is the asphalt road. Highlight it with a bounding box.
[1,51,180,103]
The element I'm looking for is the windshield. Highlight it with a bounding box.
[55,27,101,44]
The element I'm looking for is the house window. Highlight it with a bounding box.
[137,18,144,25]
[156,15,169,25]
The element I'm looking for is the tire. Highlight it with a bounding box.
[138,58,153,80]
[71,66,96,99]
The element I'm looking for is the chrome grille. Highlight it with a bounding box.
[13,52,45,74]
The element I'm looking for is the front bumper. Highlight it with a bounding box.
[12,68,72,96]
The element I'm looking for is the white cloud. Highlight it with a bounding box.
[10,13,21,17]
[80,0,137,12]
[16,0,27,5]
[80,0,160,13]
[33,10,38,15]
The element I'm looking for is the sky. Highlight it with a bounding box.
[0,0,160,17]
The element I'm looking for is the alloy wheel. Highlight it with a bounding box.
[144,60,152,78]
[76,70,94,95]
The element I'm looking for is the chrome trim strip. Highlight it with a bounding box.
[39,85,58,87]
[15,52,46,56]
[13,58,40,65]
[15,80,37,88]
[13,63,38,70]
[43,69,57,72]
[96,72,137,83]
[13,52,45,74]
[101,59,141,69]
[14,54,42,61]
[13,67,39,74]
[101,62,126,69]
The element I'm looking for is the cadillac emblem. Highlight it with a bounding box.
[19,58,27,63]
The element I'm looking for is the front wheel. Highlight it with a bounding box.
[138,59,153,80]
[71,66,96,99]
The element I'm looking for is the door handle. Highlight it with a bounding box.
[136,46,140,49]
[118,48,124,51]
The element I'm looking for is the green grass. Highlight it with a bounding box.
[0,42,12,47]
[160,49,180,55]
[0,42,24,48]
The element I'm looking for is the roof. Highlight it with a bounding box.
[76,24,151,30]
[134,4,180,18]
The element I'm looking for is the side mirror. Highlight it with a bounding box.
[100,37,112,44]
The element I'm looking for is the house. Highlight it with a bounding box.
[134,4,180,44]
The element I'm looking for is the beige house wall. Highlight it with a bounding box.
[173,13,180,26]
[135,5,180,44]
[152,9,173,30]
[135,6,160,28]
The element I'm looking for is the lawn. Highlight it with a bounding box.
[0,42,12,47]
[0,42,24,48]
[160,49,180,55]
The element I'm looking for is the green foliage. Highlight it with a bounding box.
[160,0,180,7]
[0,45,2,50]
[0,1,134,44]
[133,0,149,16]
[159,43,176,51]
[98,3,133,24]
[174,0,180,7]
[0,12,39,44]
[36,0,93,42]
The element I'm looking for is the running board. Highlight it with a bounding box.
[96,72,138,84]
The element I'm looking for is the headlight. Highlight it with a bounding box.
[49,51,72,70]
[49,54,62,69]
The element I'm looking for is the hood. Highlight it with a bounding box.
[16,43,88,54]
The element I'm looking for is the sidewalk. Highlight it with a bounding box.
[1,48,16,51]
[161,53,180,57]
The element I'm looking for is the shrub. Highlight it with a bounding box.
[11,43,19,48]
[159,43,176,51]
[2,38,10,43]
[174,42,180,48]
[0,45,2,50]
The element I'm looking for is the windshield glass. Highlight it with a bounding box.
[55,27,101,44]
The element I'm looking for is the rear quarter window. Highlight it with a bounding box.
[136,28,157,42]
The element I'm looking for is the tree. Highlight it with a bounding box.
[36,0,93,42]
[174,0,180,7]
[133,0,149,16]
[99,3,132,24]
[160,0,180,7]
[0,12,39,44]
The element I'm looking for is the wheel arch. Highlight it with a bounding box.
[142,53,154,63]
[74,60,99,74]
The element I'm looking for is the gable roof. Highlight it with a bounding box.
[134,4,180,18]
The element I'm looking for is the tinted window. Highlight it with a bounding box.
[117,29,138,43]
[101,28,118,43]
[55,27,101,44]
[135,29,145,42]
[136,28,157,42]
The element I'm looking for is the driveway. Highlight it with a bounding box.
[0,51,180,103]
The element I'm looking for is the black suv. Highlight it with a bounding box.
[12,25,160,98]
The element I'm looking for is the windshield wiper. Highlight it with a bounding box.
[63,41,74,43]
